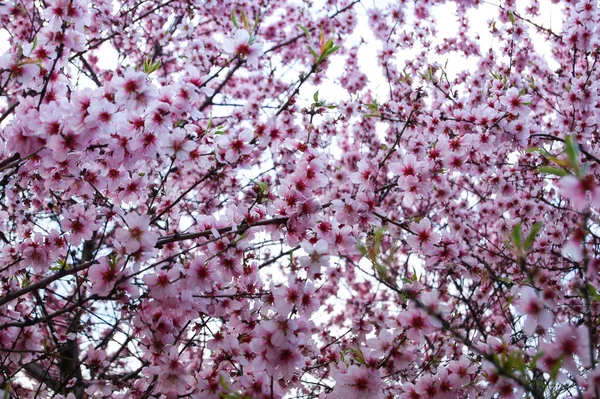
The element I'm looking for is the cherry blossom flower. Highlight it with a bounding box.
[500,87,532,115]
[113,68,158,111]
[115,213,158,254]
[514,286,553,336]
[558,175,600,211]
[330,365,384,399]
[215,128,254,164]
[223,29,262,66]
[406,218,440,252]
[447,355,477,387]
[161,127,196,161]
[61,204,99,244]
[299,239,330,278]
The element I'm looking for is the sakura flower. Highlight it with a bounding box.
[273,281,301,315]
[85,347,108,372]
[215,128,254,164]
[389,154,421,206]
[415,375,441,398]
[447,355,477,387]
[330,365,384,399]
[558,174,600,211]
[552,324,591,373]
[514,286,553,336]
[406,218,440,252]
[88,257,120,296]
[21,234,51,271]
[84,98,122,132]
[331,197,359,224]
[186,256,215,292]
[500,87,532,115]
[562,228,585,262]
[265,344,304,380]
[398,308,435,341]
[149,346,192,395]
[113,68,158,111]
[143,267,180,299]
[47,129,84,162]
[61,204,99,244]
[350,159,376,185]
[299,239,330,278]
[223,29,262,67]
[161,127,195,161]
[115,213,159,254]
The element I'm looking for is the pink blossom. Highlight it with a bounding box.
[61,204,99,244]
[161,127,196,161]
[514,286,553,336]
[115,213,159,254]
[500,87,532,115]
[215,128,254,164]
[330,365,383,399]
[113,68,158,111]
[406,218,440,251]
[299,239,330,278]
[223,29,262,66]
[558,175,600,211]
[447,355,477,387]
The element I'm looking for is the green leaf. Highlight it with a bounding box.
[325,45,341,56]
[238,8,249,30]
[587,283,600,301]
[21,276,31,288]
[524,222,542,252]
[348,347,365,365]
[3,380,11,399]
[508,10,515,24]
[143,58,161,74]
[356,241,368,256]
[530,350,544,370]
[373,227,386,256]
[219,375,231,392]
[564,135,580,174]
[297,24,311,41]
[538,166,568,176]
[374,261,388,281]
[549,356,563,381]
[511,222,522,252]
[231,9,239,28]
[313,90,319,103]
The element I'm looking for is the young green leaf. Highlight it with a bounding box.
[538,166,568,177]
[524,222,542,252]
[231,10,239,28]
[511,222,522,253]
[564,135,580,174]
[508,10,515,24]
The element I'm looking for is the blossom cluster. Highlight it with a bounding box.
[0,0,599,398]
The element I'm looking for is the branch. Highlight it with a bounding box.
[155,216,288,248]
[0,102,19,124]
[0,261,97,307]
